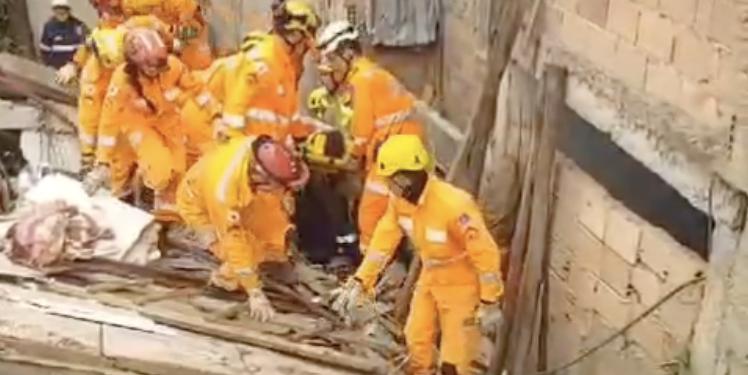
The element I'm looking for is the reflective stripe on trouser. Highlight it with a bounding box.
[357,170,390,254]
[405,284,480,375]
[244,190,292,263]
[109,133,137,198]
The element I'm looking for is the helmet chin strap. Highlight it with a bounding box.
[391,170,428,205]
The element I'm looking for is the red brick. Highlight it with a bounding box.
[672,29,720,81]
[645,59,682,104]
[607,0,641,42]
[659,0,697,24]
[603,205,641,264]
[599,246,634,296]
[577,0,611,27]
[637,10,676,61]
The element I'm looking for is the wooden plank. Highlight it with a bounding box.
[508,65,566,374]
[0,53,76,105]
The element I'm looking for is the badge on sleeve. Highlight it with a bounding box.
[457,213,472,232]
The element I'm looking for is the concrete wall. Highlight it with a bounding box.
[549,156,707,374]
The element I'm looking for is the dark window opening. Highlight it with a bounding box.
[557,107,713,259]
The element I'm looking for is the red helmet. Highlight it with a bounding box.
[253,137,309,190]
[124,27,168,70]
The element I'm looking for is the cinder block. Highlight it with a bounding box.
[559,11,618,67]
[672,29,719,81]
[543,4,566,41]
[695,0,714,35]
[639,226,706,284]
[607,0,641,42]
[637,10,675,61]
[628,315,669,364]
[708,0,736,46]
[550,241,574,281]
[610,39,648,89]
[681,79,729,128]
[645,59,682,104]
[600,246,634,296]
[659,0,697,24]
[554,0,579,13]
[566,223,606,275]
[568,264,600,310]
[595,279,634,329]
[630,0,659,10]
[603,204,641,264]
[659,290,703,342]
[630,265,662,307]
[578,190,609,240]
[576,0,611,27]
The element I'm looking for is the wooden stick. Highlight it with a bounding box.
[393,257,420,325]
[133,288,203,306]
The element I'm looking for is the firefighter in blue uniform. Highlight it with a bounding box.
[40,0,89,69]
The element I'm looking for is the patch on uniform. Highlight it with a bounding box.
[227,210,241,227]
[105,85,119,99]
[277,85,285,97]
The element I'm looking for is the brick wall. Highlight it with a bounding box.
[544,0,738,139]
[548,156,706,374]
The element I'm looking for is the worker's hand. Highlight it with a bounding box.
[82,164,111,195]
[476,302,503,337]
[330,277,365,317]
[80,151,95,176]
[246,288,276,322]
[55,63,78,85]
[212,119,232,143]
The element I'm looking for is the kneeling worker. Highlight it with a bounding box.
[176,136,309,322]
[332,135,504,375]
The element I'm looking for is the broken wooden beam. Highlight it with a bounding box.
[0,53,76,105]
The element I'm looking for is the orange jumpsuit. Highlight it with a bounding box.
[97,55,200,220]
[344,57,425,253]
[78,56,121,174]
[217,34,309,262]
[176,136,285,291]
[355,176,503,374]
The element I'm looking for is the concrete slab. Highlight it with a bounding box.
[101,325,249,375]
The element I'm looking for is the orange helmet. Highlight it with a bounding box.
[124,27,168,70]
[252,136,309,190]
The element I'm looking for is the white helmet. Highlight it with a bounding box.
[51,0,70,8]
[316,20,359,55]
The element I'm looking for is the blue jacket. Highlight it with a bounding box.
[39,16,88,69]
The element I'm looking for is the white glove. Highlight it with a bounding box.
[476,303,503,337]
[55,63,78,85]
[331,278,365,317]
[247,288,276,322]
[82,164,111,195]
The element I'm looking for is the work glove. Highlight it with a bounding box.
[55,63,78,85]
[476,302,504,337]
[82,164,111,195]
[247,288,276,322]
[331,277,365,318]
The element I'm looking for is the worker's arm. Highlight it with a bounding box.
[349,77,376,160]
[353,198,404,292]
[217,208,262,292]
[221,55,274,131]
[450,200,504,303]
[72,43,91,70]
[95,69,130,164]
[171,56,202,105]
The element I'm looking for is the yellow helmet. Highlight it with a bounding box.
[274,0,319,38]
[375,135,430,177]
[91,27,126,68]
[307,87,331,116]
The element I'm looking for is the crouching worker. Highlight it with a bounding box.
[176,136,309,322]
[332,135,505,375]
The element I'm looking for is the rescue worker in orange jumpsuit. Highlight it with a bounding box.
[315,20,425,255]
[86,27,200,220]
[332,135,505,375]
[55,0,125,85]
[77,27,126,177]
[176,135,310,321]
[122,0,213,70]
[216,1,320,265]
